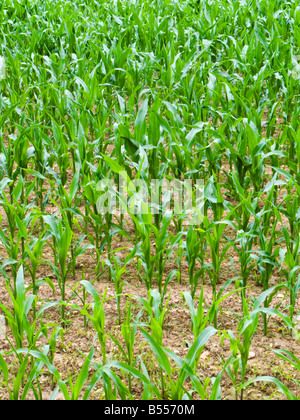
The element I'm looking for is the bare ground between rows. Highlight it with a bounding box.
[0,130,299,399]
[0,192,298,400]
[0,234,299,400]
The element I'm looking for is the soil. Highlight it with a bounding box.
[0,120,299,400]
[0,206,299,401]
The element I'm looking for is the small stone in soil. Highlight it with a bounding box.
[200,351,210,360]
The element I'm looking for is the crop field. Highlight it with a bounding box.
[0,0,300,401]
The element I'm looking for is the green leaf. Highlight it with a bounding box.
[140,328,171,376]
[0,353,9,382]
[239,376,297,400]
[185,326,218,366]
[80,281,101,305]
[73,346,94,400]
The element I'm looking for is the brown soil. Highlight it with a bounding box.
[0,114,298,400]
[0,208,299,400]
